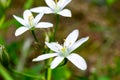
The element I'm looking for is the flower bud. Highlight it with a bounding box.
[0,0,11,9]
[0,44,9,67]
[45,32,50,42]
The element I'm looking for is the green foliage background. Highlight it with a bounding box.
[0,0,120,80]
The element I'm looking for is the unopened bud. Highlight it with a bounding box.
[45,32,50,42]
[0,0,11,9]
[0,44,9,67]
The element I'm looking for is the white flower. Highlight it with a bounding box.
[30,0,72,17]
[33,29,89,70]
[13,10,53,36]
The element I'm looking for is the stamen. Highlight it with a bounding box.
[28,15,34,22]
[28,15,34,27]
[61,47,65,52]
[60,47,69,57]
[55,45,61,51]
[61,46,67,53]
[55,0,58,3]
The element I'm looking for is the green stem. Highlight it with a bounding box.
[47,67,52,80]
[47,57,52,80]
[31,30,41,48]
[52,14,60,41]
[31,30,38,42]
[46,15,60,80]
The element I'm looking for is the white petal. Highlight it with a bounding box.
[15,27,29,36]
[34,13,44,25]
[57,0,71,9]
[23,10,33,24]
[32,53,58,61]
[13,15,26,26]
[70,37,89,52]
[67,53,87,70]
[64,29,79,48]
[58,9,72,17]
[30,7,53,14]
[45,42,62,53]
[51,56,64,69]
[45,0,56,9]
[35,22,53,28]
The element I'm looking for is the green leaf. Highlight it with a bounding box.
[7,42,20,65]
[98,76,110,80]
[0,35,5,44]
[24,0,33,9]
[0,15,5,28]
[0,64,13,80]
[106,0,115,6]
[52,66,71,80]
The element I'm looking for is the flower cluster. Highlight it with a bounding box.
[13,0,89,71]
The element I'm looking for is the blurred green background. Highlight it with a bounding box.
[0,0,120,80]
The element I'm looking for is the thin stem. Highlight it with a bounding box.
[46,14,60,80]
[31,30,41,48]
[47,57,52,80]
[31,30,38,42]
[52,14,60,41]
[47,67,52,80]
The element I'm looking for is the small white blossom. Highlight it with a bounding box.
[30,0,72,17]
[13,10,53,36]
[33,29,89,70]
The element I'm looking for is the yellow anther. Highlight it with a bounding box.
[28,15,34,22]
[28,15,34,26]
[55,0,58,3]
[61,47,65,52]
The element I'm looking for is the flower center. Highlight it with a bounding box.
[61,47,66,53]
[54,5,60,13]
[60,47,69,57]
[28,15,34,28]
[53,0,60,13]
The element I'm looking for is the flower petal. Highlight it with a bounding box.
[32,53,58,61]
[23,10,33,25]
[30,7,53,14]
[35,22,53,28]
[57,0,71,9]
[70,37,89,52]
[45,0,56,9]
[67,53,87,70]
[45,42,62,52]
[50,56,64,69]
[64,29,79,48]
[58,9,72,17]
[34,13,44,25]
[15,26,29,36]
[13,15,26,26]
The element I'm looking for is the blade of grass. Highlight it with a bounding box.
[0,64,13,80]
